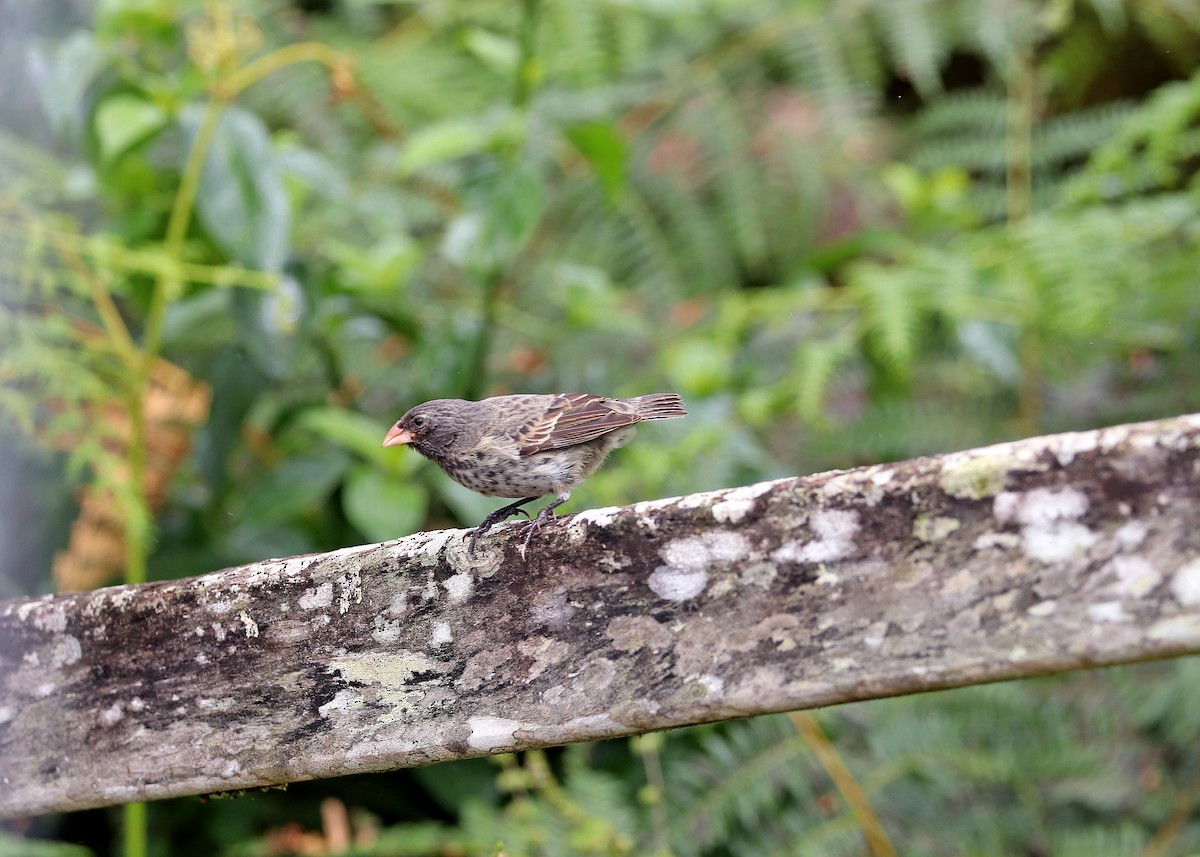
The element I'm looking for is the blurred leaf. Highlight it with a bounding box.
[324,235,422,293]
[793,336,855,422]
[662,338,733,397]
[412,759,500,813]
[462,27,518,74]
[397,118,493,176]
[232,450,349,526]
[342,465,428,542]
[566,121,629,202]
[444,165,546,276]
[185,104,292,272]
[32,30,108,139]
[0,831,92,857]
[298,406,411,470]
[94,93,166,164]
[276,146,351,202]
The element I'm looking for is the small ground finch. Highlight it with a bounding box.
[382,392,687,556]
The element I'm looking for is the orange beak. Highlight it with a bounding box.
[382,424,415,448]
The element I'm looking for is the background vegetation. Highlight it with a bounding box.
[2,0,1200,854]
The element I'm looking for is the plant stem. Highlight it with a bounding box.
[789,711,897,857]
[122,800,147,857]
[513,0,541,108]
[1007,45,1042,434]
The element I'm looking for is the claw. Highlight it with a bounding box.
[514,500,564,561]
[463,497,540,556]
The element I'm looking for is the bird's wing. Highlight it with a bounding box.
[514,393,643,454]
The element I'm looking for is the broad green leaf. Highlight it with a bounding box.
[232,451,349,526]
[297,406,413,470]
[33,30,108,139]
[324,235,422,293]
[343,466,427,543]
[566,122,628,202]
[397,119,491,176]
[443,164,546,276]
[183,104,291,272]
[462,28,518,74]
[94,93,166,164]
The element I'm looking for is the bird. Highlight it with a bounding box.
[382,392,687,557]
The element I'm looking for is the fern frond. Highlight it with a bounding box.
[1068,70,1200,202]
[875,0,948,97]
[847,260,927,372]
[665,716,820,856]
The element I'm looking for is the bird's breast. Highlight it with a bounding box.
[437,444,609,499]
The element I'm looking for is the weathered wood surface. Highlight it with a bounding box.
[3,414,1200,818]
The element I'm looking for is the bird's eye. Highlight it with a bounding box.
[412,415,427,428]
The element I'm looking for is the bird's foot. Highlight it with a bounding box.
[464,499,537,556]
[516,505,559,561]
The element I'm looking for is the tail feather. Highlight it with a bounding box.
[623,392,687,421]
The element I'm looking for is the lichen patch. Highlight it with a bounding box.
[650,530,749,601]
[648,568,708,601]
[1108,555,1162,599]
[238,611,259,638]
[913,516,961,543]
[1087,602,1129,623]
[940,453,1010,499]
[571,506,622,529]
[468,716,522,751]
[775,509,860,564]
[712,482,775,524]
[1169,558,1200,606]
[606,616,673,652]
[1022,522,1097,563]
[430,621,453,647]
[299,582,334,610]
[443,572,474,603]
[337,569,362,615]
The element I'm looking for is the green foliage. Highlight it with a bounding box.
[4,0,1200,855]
[0,831,92,857]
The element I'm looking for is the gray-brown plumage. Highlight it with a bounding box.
[382,392,687,556]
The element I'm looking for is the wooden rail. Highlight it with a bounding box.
[3,413,1200,818]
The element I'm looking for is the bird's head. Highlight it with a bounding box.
[382,399,470,459]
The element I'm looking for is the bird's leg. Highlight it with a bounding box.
[466,497,541,555]
[517,493,570,560]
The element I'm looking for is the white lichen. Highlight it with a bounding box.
[1108,555,1162,599]
[337,569,362,615]
[711,482,775,524]
[1087,602,1129,623]
[299,582,334,610]
[775,509,860,564]
[468,716,522,751]
[99,702,124,727]
[49,635,81,668]
[994,487,1098,563]
[648,567,708,601]
[1053,431,1098,466]
[1115,520,1148,550]
[649,530,750,601]
[238,611,259,638]
[430,621,453,647]
[1170,558,1200,606]
[443,572,473,603]
[913,516,961,543]
[939,453,1010,500]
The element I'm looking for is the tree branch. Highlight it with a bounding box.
[3,413,1200,818]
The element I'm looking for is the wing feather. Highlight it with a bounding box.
[513,393,685,455]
